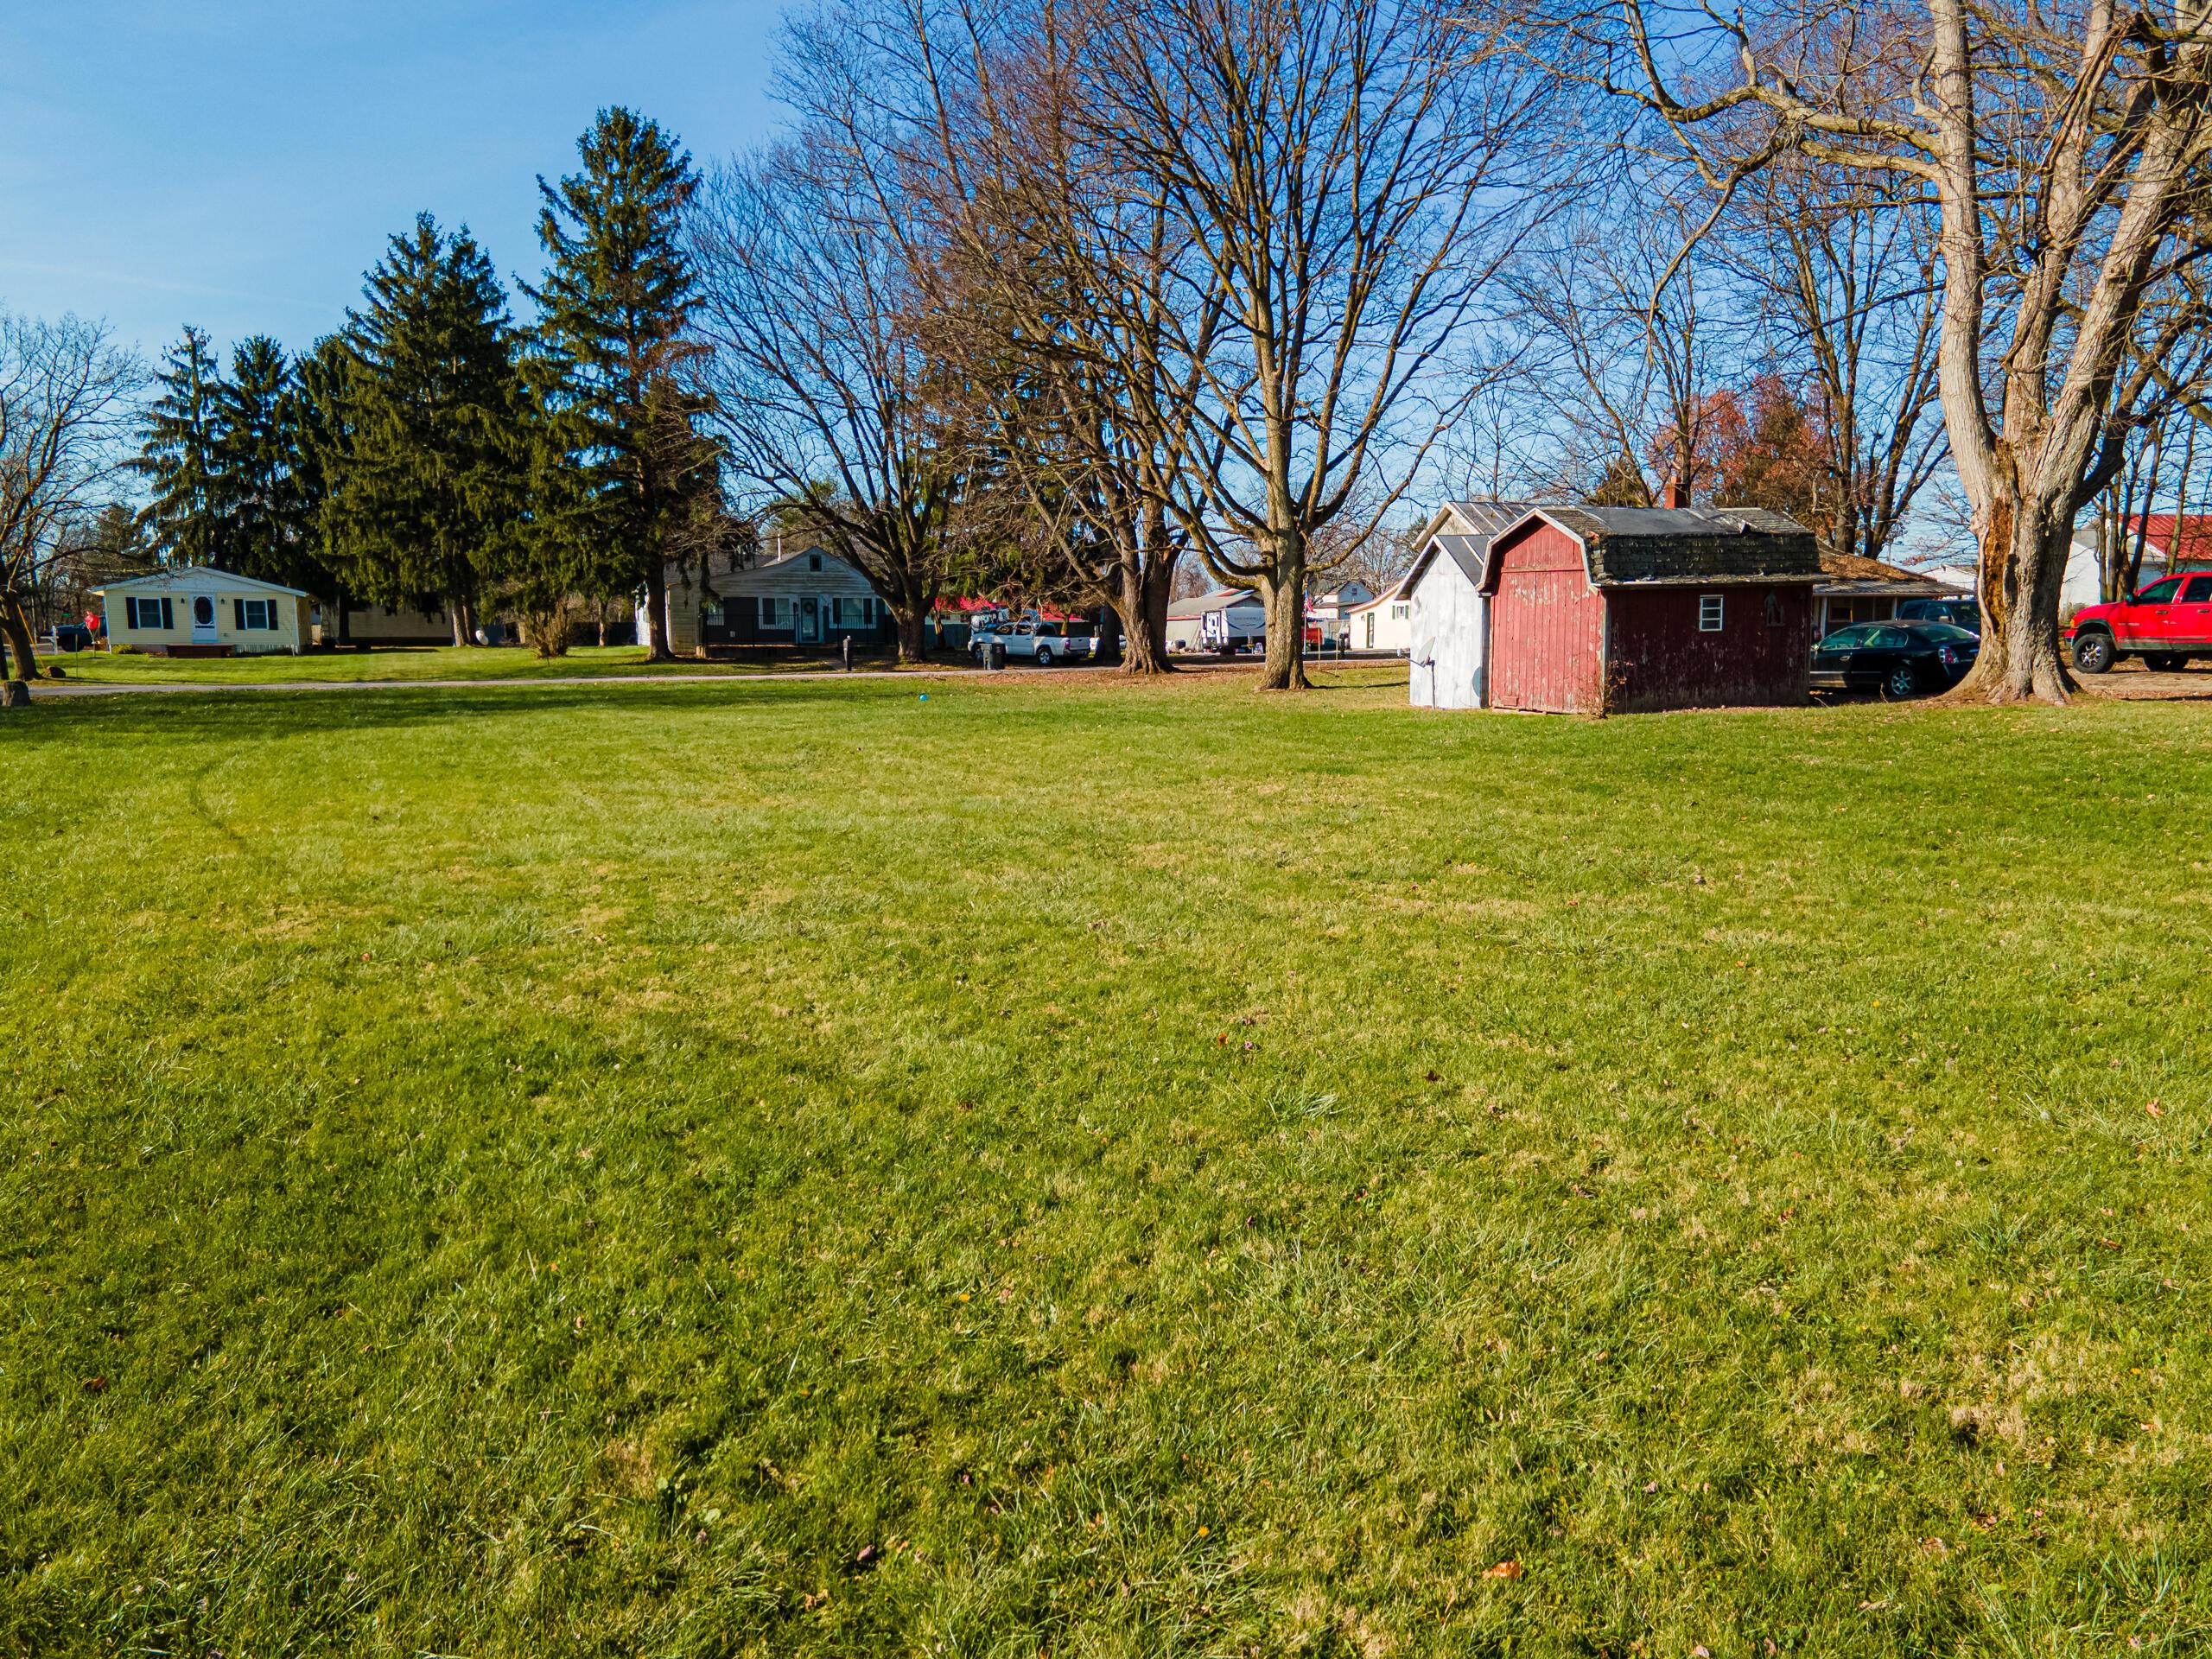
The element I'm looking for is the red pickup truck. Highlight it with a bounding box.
[2069,571,2212,673]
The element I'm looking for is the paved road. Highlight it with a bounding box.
[13,656,1395,701]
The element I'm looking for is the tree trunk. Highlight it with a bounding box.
[448,600,469,649]
[644,567,672,661]
[2,597,41,684]
[893,603,925,665]
[1110,557,1179,675]
[336,589,352,649]
[1952,488,2075,703]
[1255,550,1309,691]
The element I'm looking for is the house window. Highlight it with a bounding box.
[235,598,277,631]
[1390,603,1409,620]
[760,596,783,627]
[127,595,174,630]
[808,553,823,572]
[1698,594,1726,632]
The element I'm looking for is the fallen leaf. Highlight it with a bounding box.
[2146,1101,2164,1118]
[81,1376,107,1394]
[1483,1560,1523,1580]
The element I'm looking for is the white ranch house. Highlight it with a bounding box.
[95,567,311,656]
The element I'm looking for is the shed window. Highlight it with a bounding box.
[1698,594,1726,632]
[1764,590,1784,627]
[235,598,277,631]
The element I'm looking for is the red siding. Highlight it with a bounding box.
[1487,522,1605,713]
[1605,584,1816,712]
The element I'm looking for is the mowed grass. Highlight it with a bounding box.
[3,669,2210,1657]
[41,644,938,685]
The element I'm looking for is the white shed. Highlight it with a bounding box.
[1406,500,1532,709]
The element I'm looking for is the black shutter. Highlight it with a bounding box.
[235,599,246,630]
[161,597,175,631]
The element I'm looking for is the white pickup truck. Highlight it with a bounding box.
[969,616,1096,666]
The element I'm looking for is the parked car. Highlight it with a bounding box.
[2068,570,2212,673]
[1808,620,1980,698]
[1896,596,1980,632]
[969,616,1093,666]
[42,623,96,652]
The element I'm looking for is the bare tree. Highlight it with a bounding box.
[0,313,145,687]
[1507,186,1740,505]
[885,0,1221,673]
[1026,0,1550,690]
[1718,162,1949,564]
[687,137,966,663]
[1577,0,2212,702]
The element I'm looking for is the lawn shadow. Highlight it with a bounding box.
[0,677,942,750]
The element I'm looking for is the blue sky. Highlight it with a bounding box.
[0,1,790,358]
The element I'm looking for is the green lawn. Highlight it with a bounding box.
[3,670,2209,1656]
[39,644,944,685]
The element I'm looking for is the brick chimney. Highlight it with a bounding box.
[1662,475,1690,510]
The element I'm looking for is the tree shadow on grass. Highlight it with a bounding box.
[0,679,943,752]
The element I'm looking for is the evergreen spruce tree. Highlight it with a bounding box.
[213,336,305,586]
[527,107,720,659]
[292,334,363,640]
[136,326,229,566]
[327,214,526,645]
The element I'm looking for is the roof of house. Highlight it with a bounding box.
[1815,551,1963,596]
[1499,505,1821,588]
[1344,582,1412,614]
[2129,513,2212,564]
[1166,588,1262,620]
[92,565,310,599]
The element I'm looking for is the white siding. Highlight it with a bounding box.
[1408,556,1484,709]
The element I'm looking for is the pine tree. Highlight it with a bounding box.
[213,336,304,586]
[327,214,526,644]
[137,326,229,566]
[526,107,721,659]
[292,334,362,637]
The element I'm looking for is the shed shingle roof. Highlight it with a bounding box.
[1532,505,1821,586]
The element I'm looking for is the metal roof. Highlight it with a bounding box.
[1406,501,1540,594]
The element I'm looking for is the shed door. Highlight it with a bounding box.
[1487,526,1605,713]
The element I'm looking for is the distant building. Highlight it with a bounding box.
[93,567,311,657]
[1339,581,1414,655]
[653,544,893,653]
[1813,552,1966,637]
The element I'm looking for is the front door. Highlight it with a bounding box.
[2177,573,2212,650]
[190,594,219,645]
[798,595,823,644]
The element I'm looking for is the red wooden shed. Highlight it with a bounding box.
[1478,506,1821,714]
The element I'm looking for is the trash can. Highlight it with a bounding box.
[988,641,1007,671]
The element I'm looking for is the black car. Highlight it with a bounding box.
[1809,620,1980,698]
[1896,596,1980,632]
